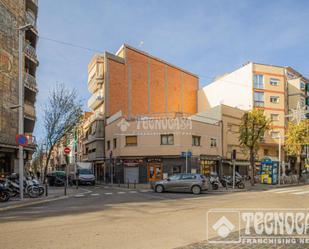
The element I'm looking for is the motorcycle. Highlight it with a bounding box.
[6,174,40,198]
[209,173,220,190]
[220,174,245,189]
[0,181,10,202]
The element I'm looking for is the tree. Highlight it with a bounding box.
[239,109,271,185]
[43,84,82,181]
[285,120,309,177]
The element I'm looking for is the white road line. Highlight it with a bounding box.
[275,189,307,194]
[267,188,303,193]
[91,193,100,196]
[129,191,137,194]
[104,192,113,195]
[140,189,152,192]
[74,194,84,197]
[117,192,125,194]
[292,190,309,195]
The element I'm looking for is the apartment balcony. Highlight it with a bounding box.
[88,90,104,110]
[24,42,38,63]
[24,72,37,92]
[26,0,38,16]
[24,101,36,119]
[26,10,37,31]
[88,71,104,93]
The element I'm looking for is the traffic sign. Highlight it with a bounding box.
[181,151,192,158]
[64,147,71,154]
[15,134,28,147]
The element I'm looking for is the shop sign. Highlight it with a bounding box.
[145,158,162,163]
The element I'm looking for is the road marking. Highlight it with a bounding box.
[292,190,309,195]
[129,191,137,194]
[91,193,100,196]
[275,189,306,194]
[104,192,113,195]
[140,189,152,192]
[74,194,85,197]
[117,192,125,194]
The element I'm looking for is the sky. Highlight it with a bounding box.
[34,0,309,139]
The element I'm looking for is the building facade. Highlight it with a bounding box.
[105,111,222,183]
[199,62,309,174]
[86,44,199,182]
[0,0,38,176]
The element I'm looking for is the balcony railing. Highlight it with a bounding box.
[254,101,264,107]
[28,0,38,7]
[24,101,36,119]
[26,10,37,29]
[87,90,104,110]
[24,72,37,91]
[24,42,37,62]
[88,73,104,93]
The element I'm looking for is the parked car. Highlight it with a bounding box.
[151,173,208,194]
[75,168,95,185]
[46,171,70,186]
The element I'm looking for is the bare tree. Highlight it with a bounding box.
[43,84,82,181]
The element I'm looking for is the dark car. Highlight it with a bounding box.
[151,173,208,195]
[46,171,70,186]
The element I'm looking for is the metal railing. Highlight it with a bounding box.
[24,72,37,91]
[87,90,104,110]
[26,11,36,28]
[24,42,37,62]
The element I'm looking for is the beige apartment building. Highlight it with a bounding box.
[199,62,309,174]
[105,111,221,183]
[85,44,200,182]
[0,0,38,176]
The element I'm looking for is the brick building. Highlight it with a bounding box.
[0,0,38,176]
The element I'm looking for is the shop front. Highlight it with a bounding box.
[123,159,143,184]
[199,155,220,176]
[146,158,163,182]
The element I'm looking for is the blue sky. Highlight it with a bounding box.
[35,0,309,139]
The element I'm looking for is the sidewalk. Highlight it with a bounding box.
[0,186,87,212]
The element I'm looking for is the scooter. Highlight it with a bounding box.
[0,181,10,202]
[209,173,220,190]
[6,174,40,198]
[220,175,245,189]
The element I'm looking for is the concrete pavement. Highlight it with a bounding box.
[1,184,309,248]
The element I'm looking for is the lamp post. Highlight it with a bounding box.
[18,24,32,200]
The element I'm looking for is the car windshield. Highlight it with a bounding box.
[168,174,181,181]
[78,169,92,174]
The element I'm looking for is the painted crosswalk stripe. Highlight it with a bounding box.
[75,194,84,197]
[275,189,306,194]
[292,190,309,195]
[140,189,152,192]
[91,193,100,196]
[129,191,137,194]
[104,192,113,195]
[117,192,125,194]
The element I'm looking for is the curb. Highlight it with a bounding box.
[0,195,69,212]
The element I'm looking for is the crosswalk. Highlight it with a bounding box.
[267,186,309,196]
[74,189,153,198]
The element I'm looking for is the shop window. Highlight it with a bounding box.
[107,140,110,150]
[210,138,217,147]
[125,136,137,146]
[161,134,174,145]
[113,138,117,149]
[192,136,201,146]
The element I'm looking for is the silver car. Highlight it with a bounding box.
[151,173,208,195]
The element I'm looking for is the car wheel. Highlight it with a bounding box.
[155,185,164,193]
[192,185,201,195]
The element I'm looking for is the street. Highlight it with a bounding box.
[1,185,309,249]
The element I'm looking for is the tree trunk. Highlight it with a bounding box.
[43,146,53,184]
[299,154,302,178]
[250,148,255,186]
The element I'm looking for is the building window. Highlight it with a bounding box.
[113,138,117,149]
[107,140,110,150]
[270,78,279,86]
[270,96,279,104]
[270,114,279,121]
[210,138,217,147]
[270,131,280,139]
[161,134,174,145]
[300,81,306,90]
[254,92,264,107]
[192,136,201,146]
[253,74,264,89]
[125,136,137,146]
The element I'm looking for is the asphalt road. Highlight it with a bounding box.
[1,184,309,249]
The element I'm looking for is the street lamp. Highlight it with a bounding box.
[18,24,33,200]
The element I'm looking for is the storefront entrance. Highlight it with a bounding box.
[200,155,219,176]
[147,163,162,182]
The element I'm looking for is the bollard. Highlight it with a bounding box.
[134,180,136,189]
[45,182,48,196]
[76,179,79,190]
[64,180,67,196]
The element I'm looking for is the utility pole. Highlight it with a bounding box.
[17,24,32,200]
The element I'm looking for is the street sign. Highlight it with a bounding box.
[64,147,71,155]
[15,134,28,147]
[181,151,192,158]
